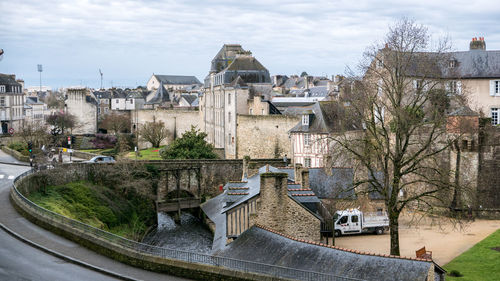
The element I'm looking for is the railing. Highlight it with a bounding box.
[12,169,364,281]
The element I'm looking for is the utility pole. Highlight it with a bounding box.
[99,69,103,89]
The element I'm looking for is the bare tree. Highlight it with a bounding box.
[139,120,169,148]
[328,18,468,255]
[17,121,50,148]
[100,112,131,135]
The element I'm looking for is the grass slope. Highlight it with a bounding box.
[125,146,163,160]
[444,229,500,281]
[28,181,155,240]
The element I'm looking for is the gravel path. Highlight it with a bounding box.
[330,215,500,265]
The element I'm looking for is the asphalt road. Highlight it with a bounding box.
[0,227,119,281]
[0,150,190,281]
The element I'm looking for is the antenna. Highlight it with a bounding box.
[37,64,43,92]
[99,69,103,89]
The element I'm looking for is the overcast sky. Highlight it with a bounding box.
[1,0,499,89]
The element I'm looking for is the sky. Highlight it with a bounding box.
[1,0,499,90]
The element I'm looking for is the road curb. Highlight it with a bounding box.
[0,223,141,281]
[0,161,30,167]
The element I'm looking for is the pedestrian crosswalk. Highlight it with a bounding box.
[0,175,16,180]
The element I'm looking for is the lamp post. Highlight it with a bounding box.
[37,64,43,92]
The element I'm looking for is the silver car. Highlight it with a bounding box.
[84,156,116,163]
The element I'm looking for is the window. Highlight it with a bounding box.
[302,114,309,126]
[413,79,423,89]
[377,79,383,96]
[446,81,461,94]
[304,134,311,146]
[492,108,499,125]
[376,59,383,69]
[337,216,348,225]
[0,97,5,106]
[351,215,359,223]
[490,80,500,96]
[448,60,457,68]
[228,112,231,123]
[249,108,253,115]
[261,109,264,115]
[115,99,119,103]
[304,158,311,168]
[228,93,231,105]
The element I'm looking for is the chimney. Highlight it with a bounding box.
[294,163,303,184]
[256,172,290,233]
[470,36,486,50]
[301,168,310,189]
[242,156,249,180]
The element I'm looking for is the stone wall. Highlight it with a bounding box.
[252,172,321,242]
[136,109,200,149]
[236,115,299,159]
[66,88,97,134]
[10,173,292,281]
[478,126,500,211]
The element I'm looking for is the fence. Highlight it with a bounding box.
[12,169,363,281]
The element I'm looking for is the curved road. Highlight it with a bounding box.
[0,150,190,281]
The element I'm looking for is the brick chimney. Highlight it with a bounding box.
[470,37,486,50]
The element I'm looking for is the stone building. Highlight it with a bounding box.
[201,44,295,159]
[64,88,97,134]
[0,74,24,134]
[202,165,327,252]
[134,108,200,148]
[23,96,47,124]
[146,74,201,92]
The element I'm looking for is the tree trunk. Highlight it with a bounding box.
[389,210,400,256]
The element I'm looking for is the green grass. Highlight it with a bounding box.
[444,229,500,281]
[125,146,164,160]
[27,181,154,240]
[79,148,116,155]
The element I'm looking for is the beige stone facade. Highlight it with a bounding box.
[135,109,200,149]
[65,88,97,134]
[236,114,299,159]
[251,172,321,242]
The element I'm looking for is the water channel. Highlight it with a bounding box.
[142,211,213,254]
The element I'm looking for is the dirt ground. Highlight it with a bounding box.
[328,214,500,265]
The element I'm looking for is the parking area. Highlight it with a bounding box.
[330,216,500,265]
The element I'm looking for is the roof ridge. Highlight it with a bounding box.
[253,224,433,262]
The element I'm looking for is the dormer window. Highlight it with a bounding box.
[448,59,457,68]
[302,114,309,126]
[0,85,5,93]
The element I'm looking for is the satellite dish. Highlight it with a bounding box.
[0,49,4,61]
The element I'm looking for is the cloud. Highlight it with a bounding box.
[0,0,499,88]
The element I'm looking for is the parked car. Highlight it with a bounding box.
[84,156,116,163]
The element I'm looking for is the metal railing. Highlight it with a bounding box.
[12,169,363,281]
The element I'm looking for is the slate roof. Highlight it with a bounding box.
[225,56,268,72]
[145,82,171,104]
[448,106,479,116]
[305,86,329,97]
[0,74,21,86]
[217,225,443,281]
[25,97,44,105]
[93,91,111,99]
[289,101,362,134]
[180,94,197,105]
[154,75,201,85]
[309,168,355,199]
[279,105,315,116]
[444,50,500,79]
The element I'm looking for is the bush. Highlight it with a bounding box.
[8,142,26,152]
[448,270,463,277]
[91,134,117,149]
